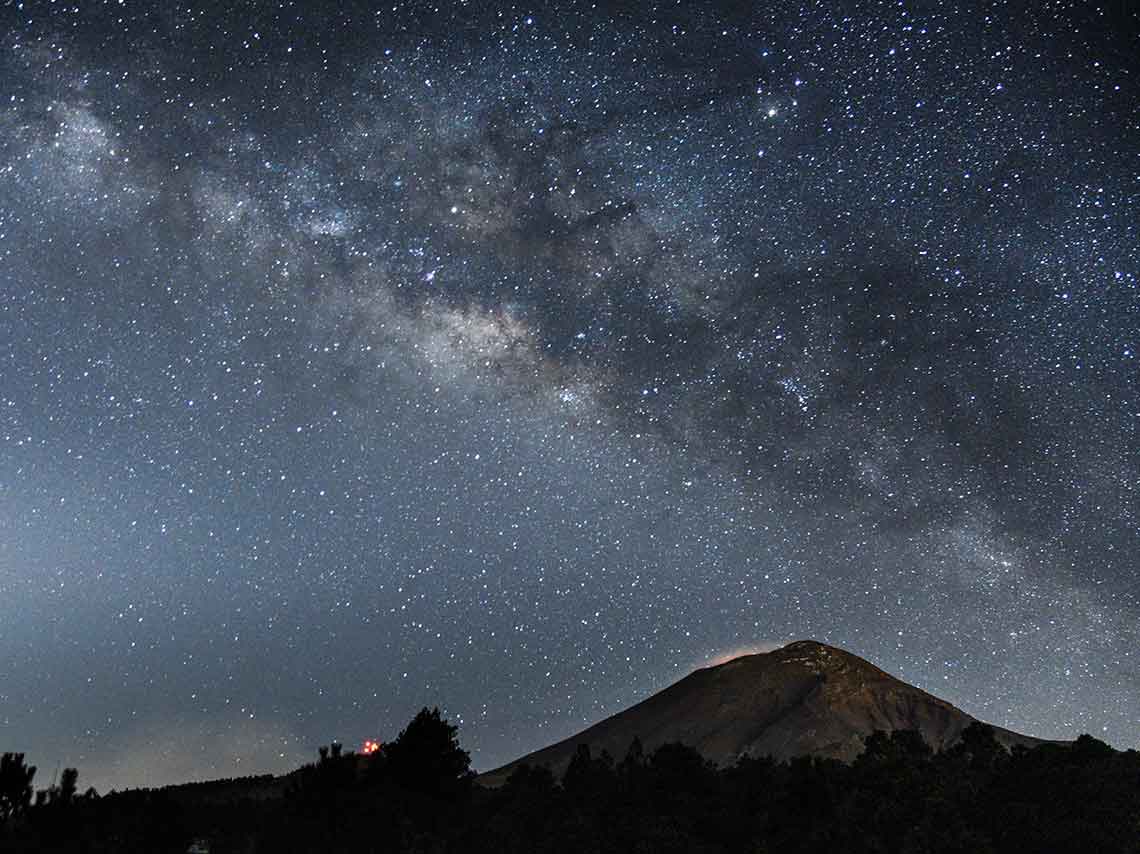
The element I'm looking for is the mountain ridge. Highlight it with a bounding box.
[478,640,1051,786]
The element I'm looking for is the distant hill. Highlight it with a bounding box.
[479,640,1051,786]
[157,773,288,807]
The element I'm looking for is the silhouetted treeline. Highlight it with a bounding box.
[3,717,1138,853]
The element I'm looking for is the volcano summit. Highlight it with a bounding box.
[481,640,1047,785]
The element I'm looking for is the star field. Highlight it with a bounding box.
[0,1,1136,791]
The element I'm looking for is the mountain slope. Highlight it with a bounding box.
[479,640,1046,786]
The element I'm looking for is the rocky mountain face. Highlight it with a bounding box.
[479,640,1046,786]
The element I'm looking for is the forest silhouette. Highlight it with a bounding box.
[2,708,1138,853]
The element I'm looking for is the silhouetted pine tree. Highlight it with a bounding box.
[0,753,35,824]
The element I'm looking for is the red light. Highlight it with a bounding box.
[361,739,381,755]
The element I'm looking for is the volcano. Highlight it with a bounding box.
[479,640,1048,786]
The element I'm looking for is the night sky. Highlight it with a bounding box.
[1,1,1136,792]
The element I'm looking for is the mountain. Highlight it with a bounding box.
[479,640,1048,786]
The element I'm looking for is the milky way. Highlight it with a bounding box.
[0,2,1136,791]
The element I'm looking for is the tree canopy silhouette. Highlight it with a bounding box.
[385,706,473,797]
[0,753,35,824]
[3,718,1138,853]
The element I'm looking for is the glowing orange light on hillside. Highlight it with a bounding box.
[361,739,381,755]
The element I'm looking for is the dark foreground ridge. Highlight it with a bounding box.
[479,639,1046,786]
